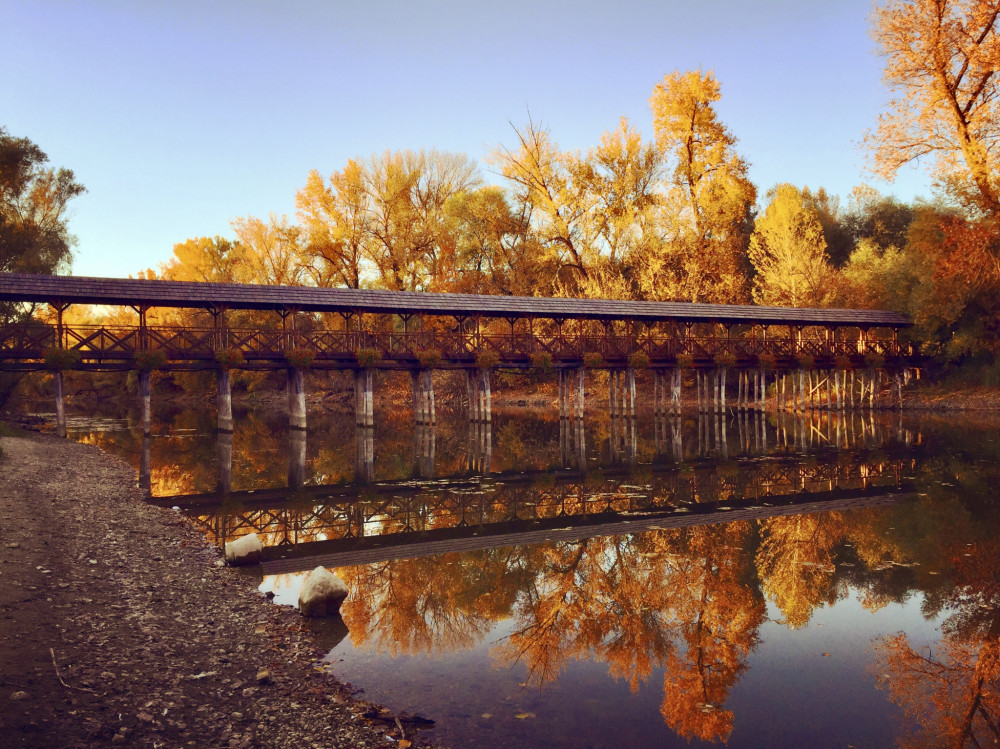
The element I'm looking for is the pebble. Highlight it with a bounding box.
[9,691,29,701]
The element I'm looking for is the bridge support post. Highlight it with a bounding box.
[139,433,151,495]
[575,367,585,421]
[469,368,491,423]
[412,369,435,425]
[625,368,636,419]
[217,430,232,494]
[355,369,374,427]
[355,424,374,483]
[559,369,569,420]
[609,370,618,419]
[424,370,435,424]
[288,427,306,489]
[671,415,683,460]
[288,368,307,430]
[138,369,151,435]
[216,368,233,433]
[53,371,66,438]
[414,422,435,478]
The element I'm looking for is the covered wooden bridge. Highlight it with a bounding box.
[0,273,916,436]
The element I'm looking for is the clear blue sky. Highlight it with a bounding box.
[2,0,930,279]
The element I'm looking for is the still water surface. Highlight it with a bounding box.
[39,400,1000,748]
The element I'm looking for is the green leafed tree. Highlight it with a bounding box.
[0,127,84,280]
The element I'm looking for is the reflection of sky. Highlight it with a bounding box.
[727,595,943,748]
[259,571,309,608]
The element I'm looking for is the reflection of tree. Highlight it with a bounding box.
[656,522,764,743]
[875,518,1000,748]
[756,513,848,628]
[339,548,531,657]
[497,536,675,690]
[494,522,765,743]
[876,633,1000,749]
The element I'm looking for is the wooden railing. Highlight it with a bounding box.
[0,323,913,369]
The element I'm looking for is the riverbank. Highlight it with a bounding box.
[902,382,1000,411]
[0,429,436,748]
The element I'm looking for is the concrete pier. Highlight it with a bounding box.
[469,369,491,423]
[412,369,435,426]
[138,369,151,435]
[217,430,233,494]
[414,423,435,478]
[355,425,374,483]
[139,433,151,494]
[288,428,307,489]
[288,368,307,430]
[467,419,491,474]
[355,370,374,427]
[216,368,233,432]
[54,370,66,438]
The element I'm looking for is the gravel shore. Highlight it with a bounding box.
[0,429,434,748]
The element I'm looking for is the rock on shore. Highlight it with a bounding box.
[298,566,349,617]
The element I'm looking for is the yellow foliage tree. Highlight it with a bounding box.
[295,160,370,288]
[230,213,306,287]
[647,70,756,303]
[490,120,598,295]
[749,183,839,307]
[869,0,1000,215]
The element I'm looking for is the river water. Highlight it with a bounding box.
[33,398,1000,748]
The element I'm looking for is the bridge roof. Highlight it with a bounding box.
[0,273,911,327]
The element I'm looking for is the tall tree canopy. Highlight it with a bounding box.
[869,0,1000,216]
[647,70,756,303]
[749,184,838,307]
[0,127,84,276]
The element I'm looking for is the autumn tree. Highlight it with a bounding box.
[362,149,479,292]
[295,161,370,288]
[843,186,915,252]
[874,524,1000,747]
[749,184,839,307]
[230,213,306,287]
[802,187,853,266]
[585,118,663,267]
[656,523,765,743]
[158,236,247,284]
[0,127,84,279]
[869,0,1000,216]
[491,120,598,294]
[444,185,542,296]
[647,70,756,304]
[0,128,85,404]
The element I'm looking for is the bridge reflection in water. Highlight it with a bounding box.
[149,411,920,576]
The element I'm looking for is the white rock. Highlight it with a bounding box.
[224,533,262,565]
[298,566,349,617]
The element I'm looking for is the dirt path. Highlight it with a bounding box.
[0,430,431,748]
